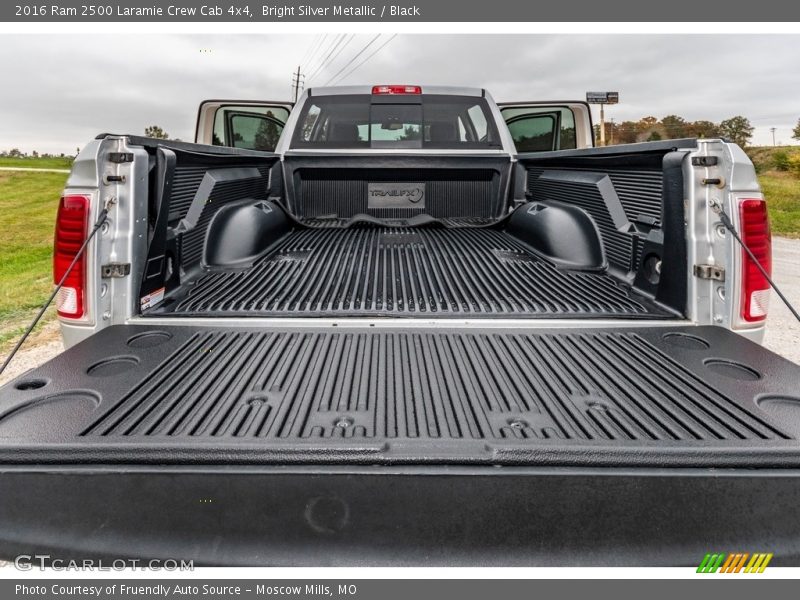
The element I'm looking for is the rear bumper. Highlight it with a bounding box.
[1,465,799,566]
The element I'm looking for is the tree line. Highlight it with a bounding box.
[1,126,173,159]
[599,115,800,148]
[0,148,74,159]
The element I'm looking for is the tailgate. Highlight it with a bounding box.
[1,323,800,464]
[2,323,800,565]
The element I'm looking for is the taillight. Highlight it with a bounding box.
[739,198,772,322]
[372,85,422,95]
[53,194,90,319]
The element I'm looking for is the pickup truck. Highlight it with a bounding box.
[2,85,799,566]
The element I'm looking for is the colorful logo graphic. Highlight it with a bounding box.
[697,552,773,573]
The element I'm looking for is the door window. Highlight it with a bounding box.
[506,114,558,152]
[212,105,290,151]
[501,106,578,152]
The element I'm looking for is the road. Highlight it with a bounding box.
[0,238,799,386]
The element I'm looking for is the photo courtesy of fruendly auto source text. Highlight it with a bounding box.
[1,0,800,595]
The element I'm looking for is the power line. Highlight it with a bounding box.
[330,34,398,86]
[303,33,329,73]
[324,34,382,86]
[309,34,356,84]
[299,34,322,69]
[298,35,317,67]
[305,34,340,79]
[325,33,381,85]
[306,34,349,82]
[306,34,345,81]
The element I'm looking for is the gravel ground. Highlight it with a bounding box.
[0,320,64,387]
[762,237,800,364]
[0,238,798,387]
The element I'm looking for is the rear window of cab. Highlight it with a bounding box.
[291,94,502,149]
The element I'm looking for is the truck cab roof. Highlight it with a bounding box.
[305,85,486,97]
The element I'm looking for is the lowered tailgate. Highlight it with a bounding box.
[1,323,800,565]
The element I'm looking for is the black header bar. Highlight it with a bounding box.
[4,0,800,22]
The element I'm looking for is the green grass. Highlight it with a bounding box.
[741,147,800,237]
[760,171,800,238]
[0,170,68,321]
[0,156,73,170]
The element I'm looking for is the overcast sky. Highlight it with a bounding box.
[1,34,798,153]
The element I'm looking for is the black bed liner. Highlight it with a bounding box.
[2,323,800,467]
[164,226,672,318]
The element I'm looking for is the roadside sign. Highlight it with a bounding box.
[586,92,619,104]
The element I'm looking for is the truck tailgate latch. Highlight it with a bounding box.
[691,156,718,167]
[108,152,134,163]
[693,264,725,281]
[101,263,132,278]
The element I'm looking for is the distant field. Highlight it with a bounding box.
[0,169,67,349]
[0,156,73,170]
[760,171,800,238]
[747,146,800,238]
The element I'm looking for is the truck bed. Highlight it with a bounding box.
[161,226,671,318]
[130,139,691,323]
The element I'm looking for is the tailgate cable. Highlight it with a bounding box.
[712,200,800,323]
[0,198,114,377]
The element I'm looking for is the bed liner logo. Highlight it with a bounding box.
[697,552,773,573]
[368,182,426,209]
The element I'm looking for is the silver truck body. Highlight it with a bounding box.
[58,87,766,346]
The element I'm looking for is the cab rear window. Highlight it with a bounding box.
[291,94,501,149]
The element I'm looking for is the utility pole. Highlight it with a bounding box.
[291,65,305,103]
[587,92,618,147]
[609,118,615,145]
[599,104,605,146]
[770,127,777,146]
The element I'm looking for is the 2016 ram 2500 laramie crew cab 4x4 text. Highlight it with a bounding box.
[1,85,799,566]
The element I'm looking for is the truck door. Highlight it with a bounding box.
[195,100,294,151]
[497,101,594,152]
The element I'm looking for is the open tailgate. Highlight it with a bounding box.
[1,323,800,565]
